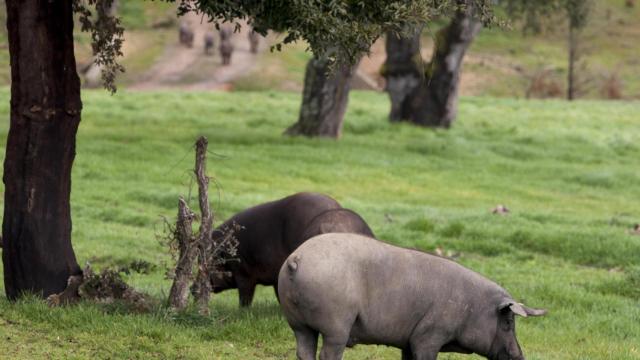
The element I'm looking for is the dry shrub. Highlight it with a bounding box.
[601,72,624,100]
[525,68,563,99]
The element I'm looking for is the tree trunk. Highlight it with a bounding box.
[567,25,577,101]
[383,26,424,122]
[285,56,358,138]
[384,1,481,128]
[3,0,82,300]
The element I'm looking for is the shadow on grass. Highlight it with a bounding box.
[171,301,283,329]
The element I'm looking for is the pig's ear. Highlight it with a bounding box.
[499,301,528,317]
[520,303,547,317]
[509,302,529,317]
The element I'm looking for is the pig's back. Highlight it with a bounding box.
[278,234,434,346]
[279,233,507,347]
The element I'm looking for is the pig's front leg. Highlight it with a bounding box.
[236,276,256,307]
[410,334,446,360]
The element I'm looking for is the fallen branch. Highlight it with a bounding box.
[47,265,153,312]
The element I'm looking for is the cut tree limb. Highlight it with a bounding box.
[192,136,214,315]
[167,197,197,310]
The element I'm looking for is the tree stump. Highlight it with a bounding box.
[167,198,197,310]
[192,136,214,315]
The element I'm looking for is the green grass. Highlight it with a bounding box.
[0,89,639,359]
[118,0,176,30]
[233,41,312,92]
[117,28,173,87]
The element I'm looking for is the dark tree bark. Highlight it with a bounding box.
[567,25,577,101]
[285,56,358,138]
[411,7,481,128]
[383,1,481,128]
[383,26,424,122]
[3,0,82,300]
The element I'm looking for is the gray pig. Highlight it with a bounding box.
[278,233,546,360]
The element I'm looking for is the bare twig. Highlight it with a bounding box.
[211,222,242,270]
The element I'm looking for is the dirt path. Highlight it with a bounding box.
[130,13,264,91]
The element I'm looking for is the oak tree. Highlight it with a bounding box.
[1,0,484,298]
[383,0,482,128]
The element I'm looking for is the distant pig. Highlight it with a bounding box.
[219,26,234,65]
[204,32,215,55]
[219,40,233,65]
[248,29,260,53]
[210,193,375,307]
[179,23,194,48]
[278,233,546,360]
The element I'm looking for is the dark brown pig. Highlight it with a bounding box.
[279,233,546,360]
[219,26,234,65]
[204,32,215,55]
[248,29,260,53]
[211,193,375,307]
[179,23,194,48]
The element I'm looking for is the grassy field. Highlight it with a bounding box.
[0,89,639,359]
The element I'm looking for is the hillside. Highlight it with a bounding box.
[235,0,640,99]
[0,90,638,358]
[0,1,638,98]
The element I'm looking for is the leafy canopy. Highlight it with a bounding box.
[173,1,482,62]
[74,0,125,93]
[75,0,497,91]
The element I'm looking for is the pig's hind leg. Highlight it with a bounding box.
[317,315,357,360]
[319,332,349,360]
[236,277,257,307]
[318,314,358,360]
[293,326,319,360]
